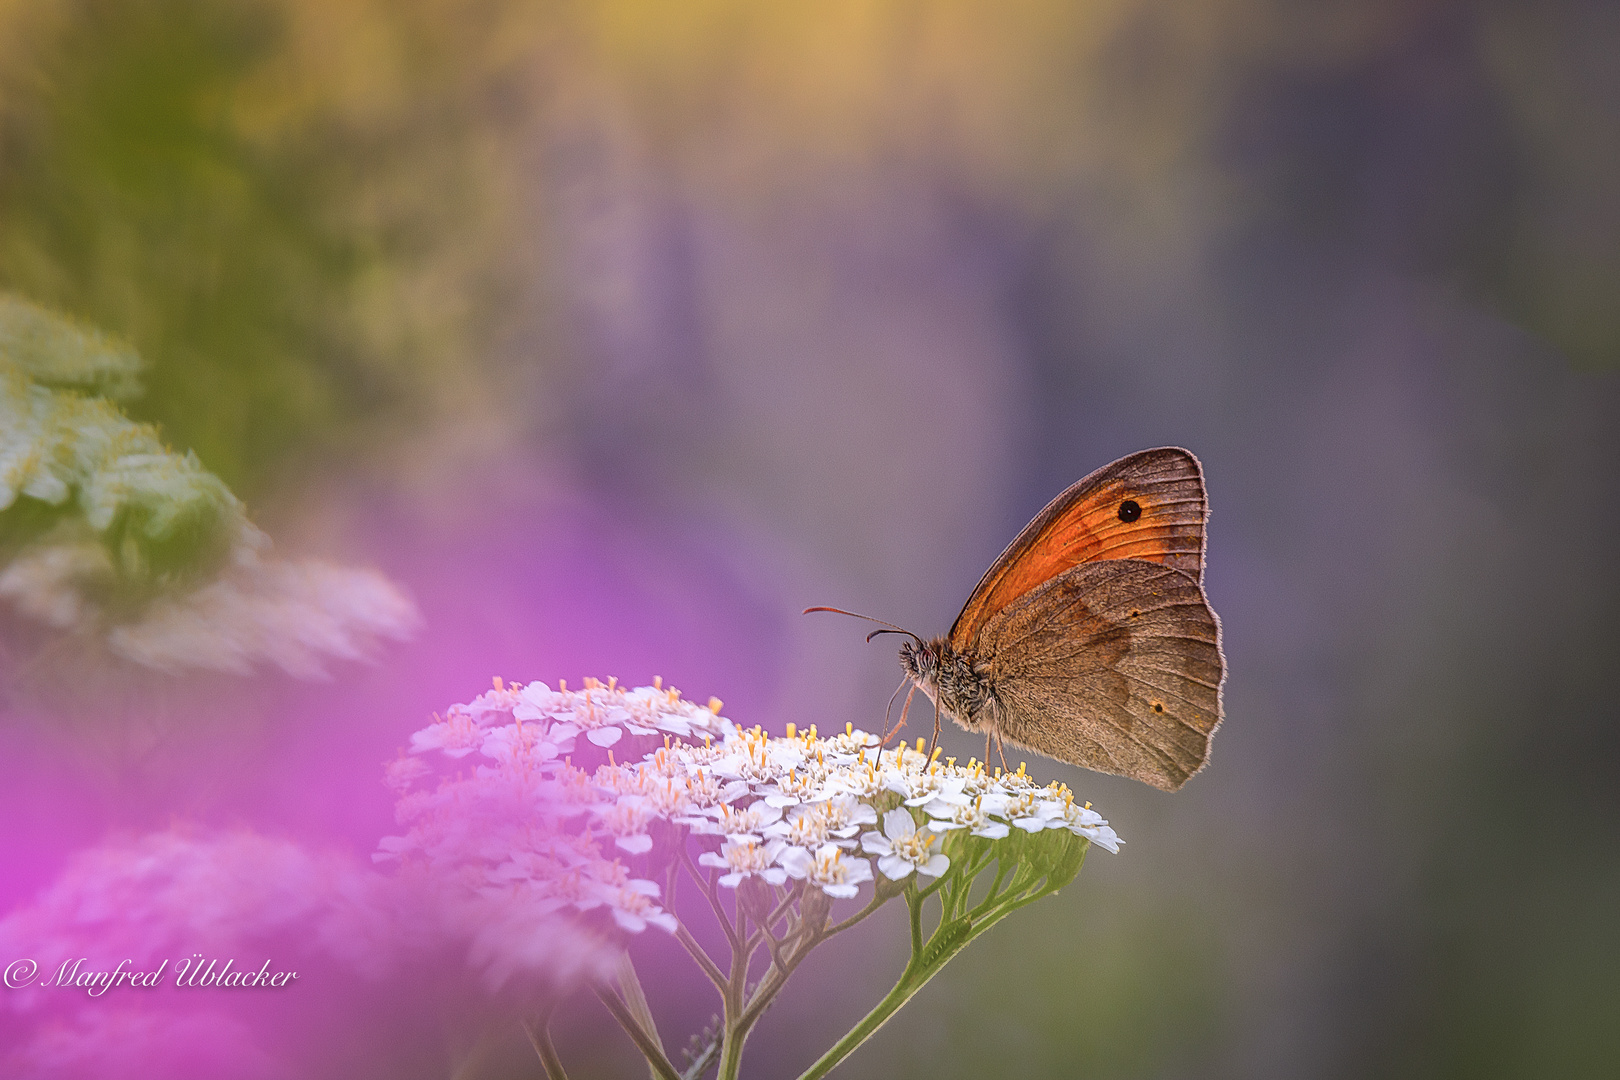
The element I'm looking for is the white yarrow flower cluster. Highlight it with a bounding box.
[379,675,1122,977]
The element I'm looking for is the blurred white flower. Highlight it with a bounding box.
[592,796,657,854]
[410,709,485,758]
[105,543,419,679]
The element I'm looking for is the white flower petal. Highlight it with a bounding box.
[877,854,915,880]
[881,808,917,840]
[587,726,623,748]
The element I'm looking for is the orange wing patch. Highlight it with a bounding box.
[949,448,1207,647]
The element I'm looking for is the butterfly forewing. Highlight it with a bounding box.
[976,558,1223,791]
[948,448,1207,650]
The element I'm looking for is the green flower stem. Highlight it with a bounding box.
[674,922,729,994]
[823,890,887,936]
[619,811,1091,1080]
[717,883,879,1080]
[523,1008,570,1080]
[714,885,755,1080]
[616,953,669,1080]
[596,986,683,1080]
[680,843,741,953]
[736,928,816,1032]
[792,844,1088,1080]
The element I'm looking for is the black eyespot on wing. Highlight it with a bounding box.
[1118,499,1142,522]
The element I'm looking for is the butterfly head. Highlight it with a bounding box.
[896,636,939,688]
[899,635,993,730]
[801,606,989,726]
[900,637,946,689]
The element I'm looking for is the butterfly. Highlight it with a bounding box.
[810,448,1224,791]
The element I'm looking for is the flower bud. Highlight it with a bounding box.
[737,875,774,924]
[799,886,832,932]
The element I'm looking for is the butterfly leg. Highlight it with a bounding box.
[995,734,1009,772]
[880,676,910,745]
[884,685,915,748]
[926,692,942,760]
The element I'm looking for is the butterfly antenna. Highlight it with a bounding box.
[802,607,924,646]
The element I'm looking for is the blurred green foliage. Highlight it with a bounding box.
[0,294,243,607]
[0,294,416,681]
[0,0,549,498]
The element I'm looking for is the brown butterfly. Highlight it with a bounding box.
[810,447,1224,791]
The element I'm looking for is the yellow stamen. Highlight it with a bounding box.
[492,675,504,691]
[608,676,617,690]
[916,737,926,754]
[711,698,725,715]
[607,750,615,766]
[846,722,854,736]
[946,757,956,768]
[654,675,662,689]
[785,723,797,739]
[559,678,567,692]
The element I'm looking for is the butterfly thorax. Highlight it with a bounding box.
[898,637,996,731]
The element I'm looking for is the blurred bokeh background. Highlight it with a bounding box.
[2,0,1617,1077]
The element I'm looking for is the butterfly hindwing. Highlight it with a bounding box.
[948,448,1207,649]
[975,558,1223,791]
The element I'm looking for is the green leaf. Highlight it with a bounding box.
[1022,828,1088,891]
